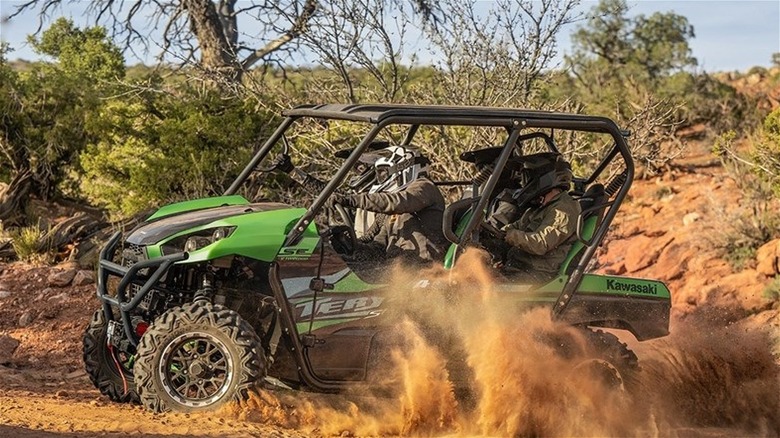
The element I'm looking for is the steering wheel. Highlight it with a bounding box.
[328,203,357,255]
[256,153,294,173]
[480,221,506,241]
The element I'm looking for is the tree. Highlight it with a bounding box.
[0,19,124,225]
[295,0,417,103]
[569,0,696,83]
[560,0,698,173]
[10,0,441,85]
[425,0,582,107]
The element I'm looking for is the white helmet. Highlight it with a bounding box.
[369,145,430,193]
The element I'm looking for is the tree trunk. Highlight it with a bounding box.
[0,171,33,228]
[182,0,242,83]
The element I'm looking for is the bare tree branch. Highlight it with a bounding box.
[240,0,317,71]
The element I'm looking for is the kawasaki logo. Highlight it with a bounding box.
[606,279,657,295]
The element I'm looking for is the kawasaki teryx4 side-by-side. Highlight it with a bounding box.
[83,104,671,413]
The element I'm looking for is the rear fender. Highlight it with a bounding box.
[559,274,671,341]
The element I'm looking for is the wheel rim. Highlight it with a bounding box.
[573,358,625,392]
[158,332,233,408]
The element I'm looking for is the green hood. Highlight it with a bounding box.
[127,201,290,246]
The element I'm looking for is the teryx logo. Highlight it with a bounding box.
[296,297,384,319]
[278,247,314,260]
[606,279,657,295]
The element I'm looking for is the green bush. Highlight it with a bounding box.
[78,84,277,219]
[11,222,52,264]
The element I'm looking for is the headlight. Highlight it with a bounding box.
[161,226,236,255]
[184,235,213,252]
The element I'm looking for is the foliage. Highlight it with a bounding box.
[10,0,441,85]
[0,0,770,225]
[715,108,780,197]
[28,18,125,82]
[555,0,703,174]
[659,72,758,136]
[712,118,780,271]
[0,19,124,200]
[569,0,696,81]
[79,81,278,218]
[717,203,780,272]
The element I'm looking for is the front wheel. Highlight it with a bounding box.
[133,301,266,413]
[82,308,139,403]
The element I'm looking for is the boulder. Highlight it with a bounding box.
[653,241,693,282]
[702,270,770,314]
[72,270,95,286]
[47,268,77,287]
[623,235,674,273]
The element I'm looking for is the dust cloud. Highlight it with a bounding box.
[225,249,780,437]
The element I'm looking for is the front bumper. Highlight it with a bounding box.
[96,232,188,346]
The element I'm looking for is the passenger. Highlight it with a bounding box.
[487,153,581,282]
[327,145,447,266]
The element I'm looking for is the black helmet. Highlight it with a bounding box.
[519,152,573,195]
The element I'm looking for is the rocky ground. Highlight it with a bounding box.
[0,141,779,437]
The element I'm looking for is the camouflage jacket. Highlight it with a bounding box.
[501,191,581,281]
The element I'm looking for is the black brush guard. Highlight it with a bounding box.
[96,232,188,346]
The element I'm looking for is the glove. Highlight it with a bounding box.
[271,154,294,173]
[329,225,354,255]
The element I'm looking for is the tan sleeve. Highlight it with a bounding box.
[504,205,576,255]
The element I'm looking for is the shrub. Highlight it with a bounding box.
[78,84,277,219]
[763,277,780,301]
[716,203,780,272]
[11,221,52,264]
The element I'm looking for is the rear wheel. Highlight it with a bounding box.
[82,308,139,403]
[573,328,639,392]
[133,301,265,413]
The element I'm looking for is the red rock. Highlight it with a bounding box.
[756,239,780,277]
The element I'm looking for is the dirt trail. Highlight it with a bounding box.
[1,147,779,437]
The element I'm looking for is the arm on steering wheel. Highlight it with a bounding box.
[324,201,357,255]
[480,221,506,240]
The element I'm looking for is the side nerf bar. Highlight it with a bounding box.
[96,232,188,346]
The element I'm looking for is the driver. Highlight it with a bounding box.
[328,145,447,266]
[486,153,581,282]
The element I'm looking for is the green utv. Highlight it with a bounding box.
[83,104,671,413]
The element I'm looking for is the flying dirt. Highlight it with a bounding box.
[217,250,780,437]
[0,250,778,437]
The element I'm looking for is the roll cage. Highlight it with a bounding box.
[225,103,635,317]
